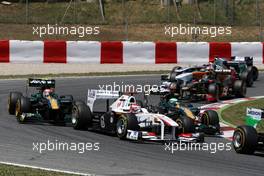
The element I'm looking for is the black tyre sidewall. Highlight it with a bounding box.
[16,96,31,123]
[246,67,254,87]
[252,66,259,81]
[8,92,22,115]
[176,116,195,134]
[202,110,219,126]
[233,125,258,154]
[208,84,219,101]
[72,103,92,130]
[233,80,246,98]
[116,114,139,140]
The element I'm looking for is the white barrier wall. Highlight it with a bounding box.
[0,40,263,64]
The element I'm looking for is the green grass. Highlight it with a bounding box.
[221,98,264,132]
[0,164,76,176]
[0,1,263,41]
[0,70,170,79]
[0,1,262,26]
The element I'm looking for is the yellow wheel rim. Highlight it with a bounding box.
[15,101,20,117]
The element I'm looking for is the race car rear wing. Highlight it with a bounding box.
[87,89,120,111]
[230,56,253,66]
[28,78,55,88]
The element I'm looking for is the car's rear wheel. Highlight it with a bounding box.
[241,69,253,87]
[208,83,219,102]
[175,116,195,134]
[8,92,22,115]
[15,96,31,123]
[72,102,92,130]
[252,66,259,81]
[201,110,220,134]
[171,66,182,73]
[233,125,258,154]
[201,110,219,126]
[233,80,247,98]
[170,72,178,82]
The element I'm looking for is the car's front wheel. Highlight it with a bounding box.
[175,116,195,134]
[116,114,139,140]
[233,125,258,154]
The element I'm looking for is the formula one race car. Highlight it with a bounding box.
[8,78,81,124]
[145,91,220,135]
[161,68,247,102]
[213,57,258,87]
[71,89,204,143]
[168,56,258,87]
[233,108,264,154]
[169,65,206,82]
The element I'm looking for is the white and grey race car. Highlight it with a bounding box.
[71,89,204,143]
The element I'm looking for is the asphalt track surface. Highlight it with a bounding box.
[0,75,264,176]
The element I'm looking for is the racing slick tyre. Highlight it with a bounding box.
[170,66,182,82]
[15,96,31,123]
[241,69,253,87]
[252,66,259,81]
[8,92,22,115]
[175,116,195,134]
[171,66,182,73]
[208,84,219,102]
[72,102,92,130]
[201,110,219,126]
[116,113,139,140]
[170,71,178,82]
[201,110,220,134]
[233,125,258,154]
[233,80,247,98]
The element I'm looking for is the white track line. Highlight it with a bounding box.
[0,161,94,176]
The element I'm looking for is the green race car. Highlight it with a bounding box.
[8,78,87,124]
[233,107,264,154]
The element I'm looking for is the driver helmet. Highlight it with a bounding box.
[43,88,54,98]
[169,82,177,93]
[130,103,141,113]
[169,98,180,108]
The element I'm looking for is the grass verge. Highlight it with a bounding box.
[0,70,170,79]
[221,98,264,132]
[0,164,76,176]
[0,1,263,41]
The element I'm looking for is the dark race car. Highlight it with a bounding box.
[213,56,258,87]
[8,78,84,124]
[168,56,258,88]
[160,68,247,102]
